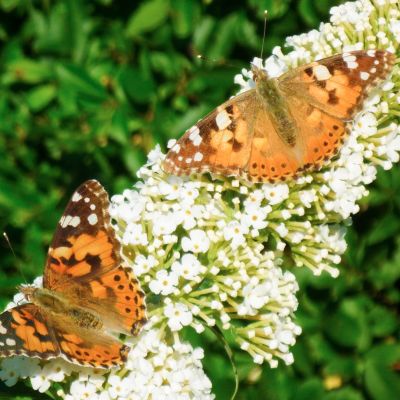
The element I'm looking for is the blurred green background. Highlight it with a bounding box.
[0,0,399,399]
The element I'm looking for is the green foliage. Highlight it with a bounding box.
[0,0,399,399]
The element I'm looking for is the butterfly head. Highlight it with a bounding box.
[251,64,269,83]
[18,284,37,301]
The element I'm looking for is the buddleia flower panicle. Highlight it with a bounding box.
[1,0,400,398]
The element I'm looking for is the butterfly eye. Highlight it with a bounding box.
[251,66,268,82]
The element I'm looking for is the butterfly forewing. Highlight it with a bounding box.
[278,50,395,120]
[164,90,256,177]
[163,50,394,182]
[44,180,121,289]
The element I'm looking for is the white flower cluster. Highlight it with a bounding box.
[1,0,399,398]
[235,0,400,275]
[112,171,302,368]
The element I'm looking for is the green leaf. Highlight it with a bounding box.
[171,0,199,38]
[56,63,108,101]
[298,0,320,26]
[366,213,400,245]
[324,387,363,400]
[323,299,371,350]
[207,14,238,59]
[126,0,170,37]
[26,84,57,112]
[293,378,324,400]
[368,305,397,337]
[365,344,400,400]
[3,59,52,84]
[118,66,155,104]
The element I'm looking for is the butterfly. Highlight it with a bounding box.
[163,50,395,182]
[0,180,147,368]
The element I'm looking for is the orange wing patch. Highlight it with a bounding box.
[245,109,300,182]
[86,265,147,335]
[0,304,59,359]
[56,331,129,368]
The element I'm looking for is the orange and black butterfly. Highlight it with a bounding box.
[163,50,394,182]
[0,180,147,368]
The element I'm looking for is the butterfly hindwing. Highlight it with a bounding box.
[76,264,147,335]
[0,304,59,360]
[245,107,300,181]
[0,303,129,368]
[51,316,129,368]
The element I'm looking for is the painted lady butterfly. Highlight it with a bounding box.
[0,180,147,368]
[163,50,395,182]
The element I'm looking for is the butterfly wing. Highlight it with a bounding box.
[0,304,129,367]
[0,304,59,360]
[50,315,130,368]
[275,50,395,174]
[163,90,257,177]
[44,180,146,335]
[44,180,120,287]
[278,50,395,120]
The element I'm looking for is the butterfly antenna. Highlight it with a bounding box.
[196,53,224,66]
[260,10,268,60]
[3,232,27,285]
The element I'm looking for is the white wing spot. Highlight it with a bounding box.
[0,322,7,334]
[194,152,203,162]
[370,67,377,73]
[172,144,181,153]
[343,55,356,63]
[87,213,98,225]
[90,204,96,210]
[72,192,82,202]
[347,61,358,69]
[374,60,380,65]
[70,216,81,227]
[216,110,231,130]
[0,342,4,346]
[360,72,370,80]
[6,338,16,346]
[60,215,80,228]
[189,125,200,137]
[185,158,192,164]
[167,139,177,149]
[313,65,331,80]
[367,50,376,57]
[189,126,202,146]
[178,156,183,161]
[84,197,90,203]
[343,55,358,69]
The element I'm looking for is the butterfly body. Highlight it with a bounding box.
[20,286,103,331]
[0,180,147,368]
[253,66,297,147]
[163,50,394,182]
